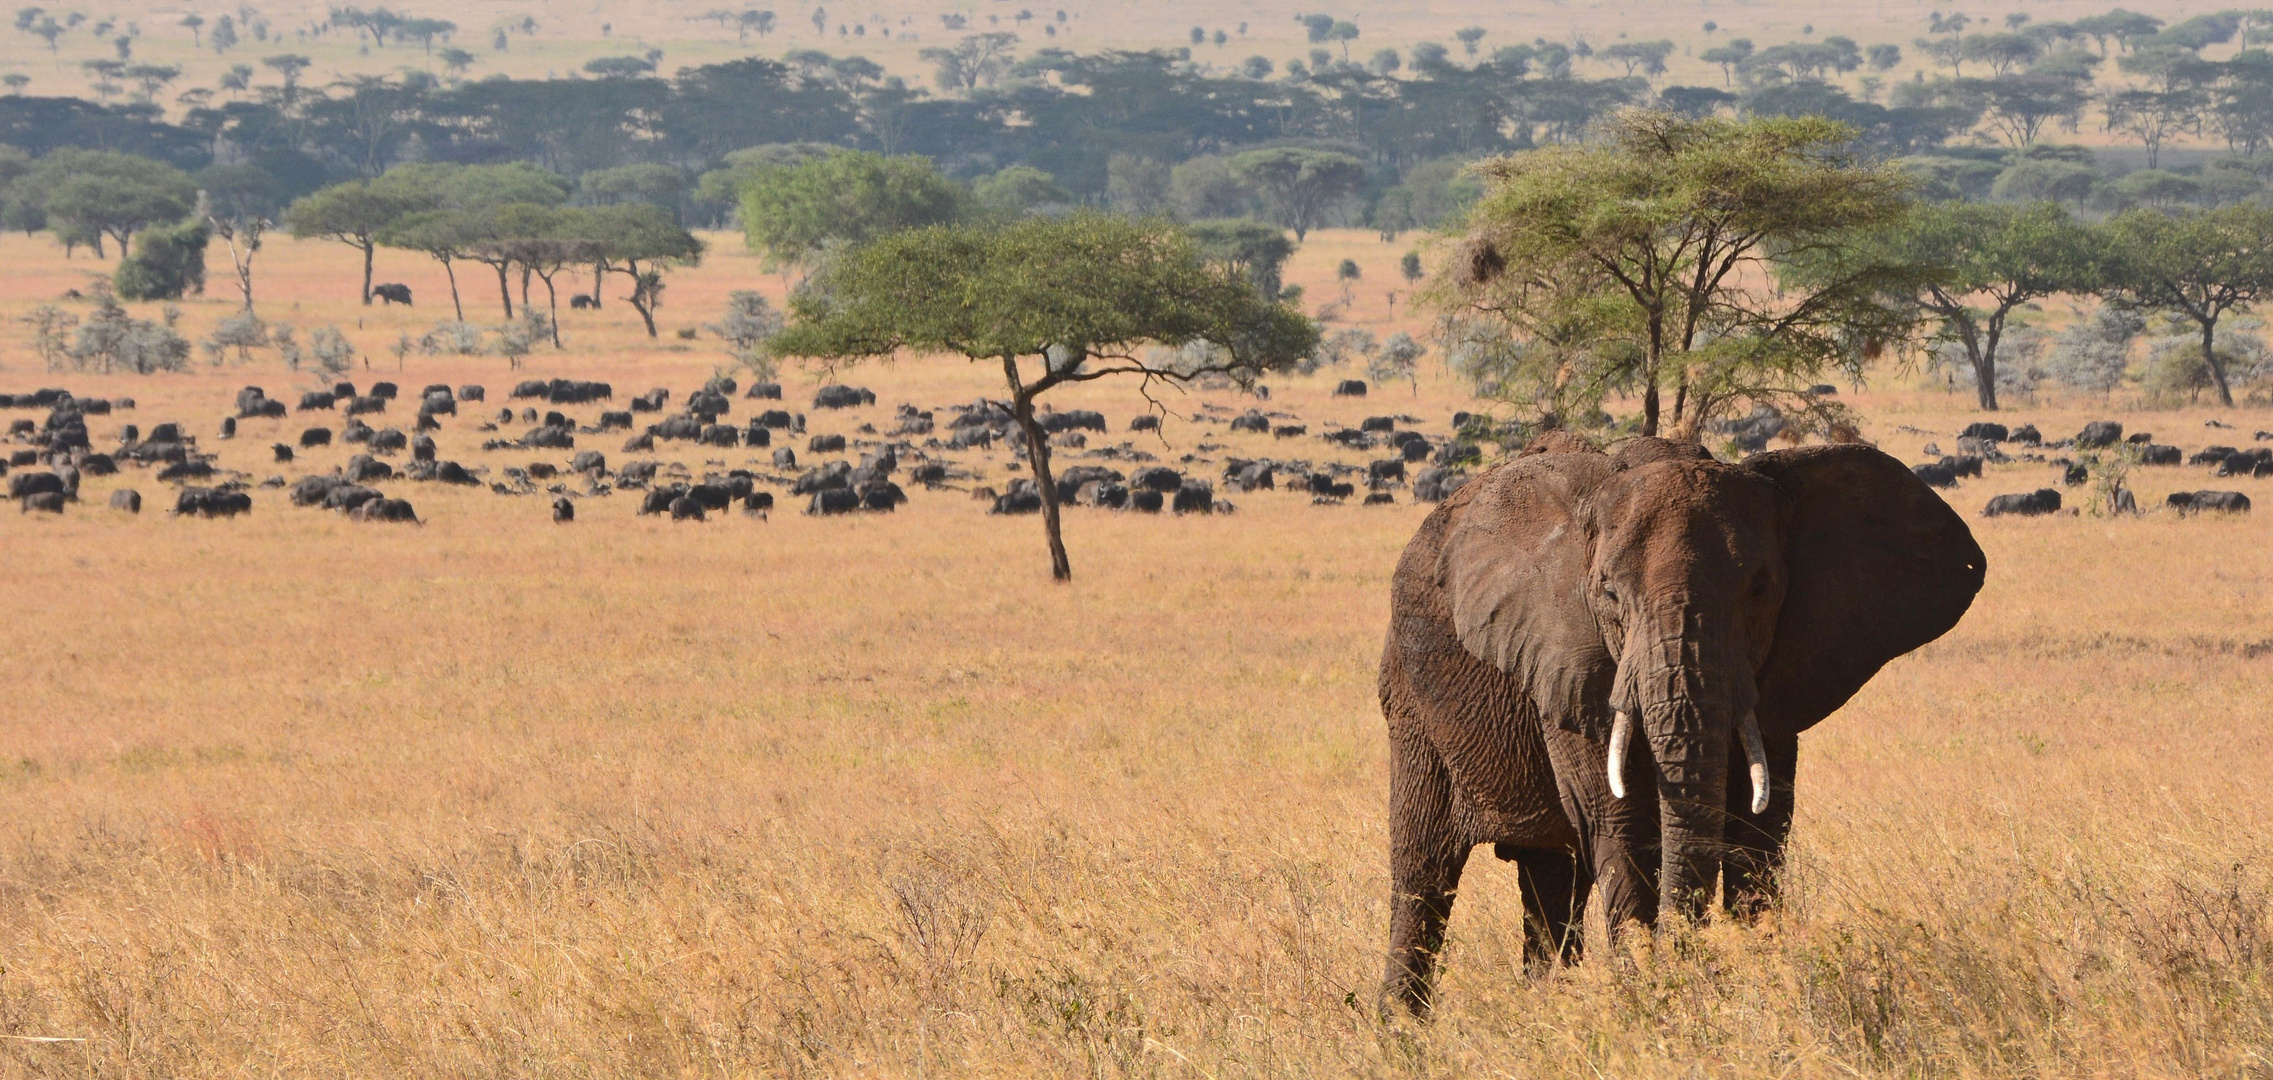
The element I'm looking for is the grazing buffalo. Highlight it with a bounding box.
[812,385,876,409]
[351,497,419,522]
[1411,467,1468,503]
[298,391,336,411]
[173,487,252,517]
[1230,411,1270,433]
[569,294,595,310]
[300,427,332,448]
[2075,420,2123,449]
[273,443,295,463]
[1983,489,2062,517]
[1333,379,1368,397]
[1130,414,1161,432]
[2168,490,2251,515]
[552,496,574,522]
[669,495,705,521]
[809,488,861,515]
[20,491,63,513]
[1912,461,1958,488]
[372,283,413,306]
[109,489,140,513]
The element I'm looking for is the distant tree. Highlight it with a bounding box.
[1401,251,1423,283]
[1601,39,1675,79]
[1867,43,1902,71]
[583,203,703,337]
[738,150,971,274]
[179,12,202,45]
[1700,38,1753,84]
[438,46,474,79]
[31,149,195,258]
[1187,219,1294,298]
[1105,153,1171,214]
[2098,205,2273,407]
[1455,26,1485,56]
[1445,111,1916,436]
[1228,147,1365,241]
[2104,87,2204,167]
[208,14,234,51]
[584,55,656,79]
[1302,14,1335,43]
[287,175,439,303]
[114,217,208,300]
[579,163,686,209]
[1239,55,1273,79]
[973,165,1069,213]
[919,31,1018,92]
[1961,32,2042,75]
[1167,157,1249,219]
[771,212,1317,580]
[1819,201,2097,411]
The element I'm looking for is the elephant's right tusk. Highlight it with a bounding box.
[1607,710,1633,800]
[1739,709,1771,815]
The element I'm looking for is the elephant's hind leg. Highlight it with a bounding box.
[1496,844,1590,968]
[1382,723,1471,1018]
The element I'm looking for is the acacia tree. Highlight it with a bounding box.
[1441,111,1916,437]
[1820,200,2097,411]
[739,150,971,277]
[284,174,436,303]
[585,203,703,337]
[771,212,1318,581]
[32,149,195,258]
[1227,147,1365,242]
[2099,204,2273,407]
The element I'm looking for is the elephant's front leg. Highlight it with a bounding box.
[1721,729,1799,918]
[1495,844,1591,967]
[1542,725,1662,935]
[1381,723,1472,1018]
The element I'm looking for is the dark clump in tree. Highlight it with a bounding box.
[772,212,1317,580]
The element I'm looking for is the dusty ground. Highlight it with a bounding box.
[0,229,2268,1077]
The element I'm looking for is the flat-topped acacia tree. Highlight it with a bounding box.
[770,212,1318,581]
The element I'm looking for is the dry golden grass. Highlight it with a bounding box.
[0,228,2270,1077]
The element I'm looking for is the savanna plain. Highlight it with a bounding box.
[2,229,2271,1078]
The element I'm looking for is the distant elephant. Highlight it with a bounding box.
[1379,435,1984,1016]
[372,283,413,306]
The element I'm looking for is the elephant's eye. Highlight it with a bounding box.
[1601,583,1617,602]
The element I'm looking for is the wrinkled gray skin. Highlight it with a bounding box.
[1378,434,1985,1017]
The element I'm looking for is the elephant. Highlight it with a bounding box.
[1378,434,1984,1016]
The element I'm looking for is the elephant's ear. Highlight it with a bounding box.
[1441,452,1619,740]
[1744,444,1986,732]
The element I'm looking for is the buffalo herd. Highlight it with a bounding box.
[5,379,2264,526]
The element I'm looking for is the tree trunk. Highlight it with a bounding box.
[1642,383,1660,437]
[1006,355,1072,582]
[495,263,514,318]
[541,273,562,348]
[360,240,374,304]
[1973,315,2001,412]
[2202,320,2235,407]
[592,262,605,308]
[442,257,463,321]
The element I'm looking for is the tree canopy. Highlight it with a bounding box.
[772,212,1317,580]
[739,150,972,271]
[1439,111,1916,437]
[2099,203,2273,406]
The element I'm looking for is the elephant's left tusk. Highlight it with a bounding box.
[1607,710,1633,800]
[1739,709,1771,815]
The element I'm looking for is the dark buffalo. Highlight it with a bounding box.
[1983,489,2062,517]
[372,283,412,306]
[1333,379,1368,397]
[2168,490,2252,515]
[552,497,574,522]
[352,497,419,522]
[109,489,140,512]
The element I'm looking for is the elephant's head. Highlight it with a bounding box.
[1442,437,1984,920]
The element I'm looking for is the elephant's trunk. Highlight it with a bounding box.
[1613,622,1754,923]
[1648,698,1731,922]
